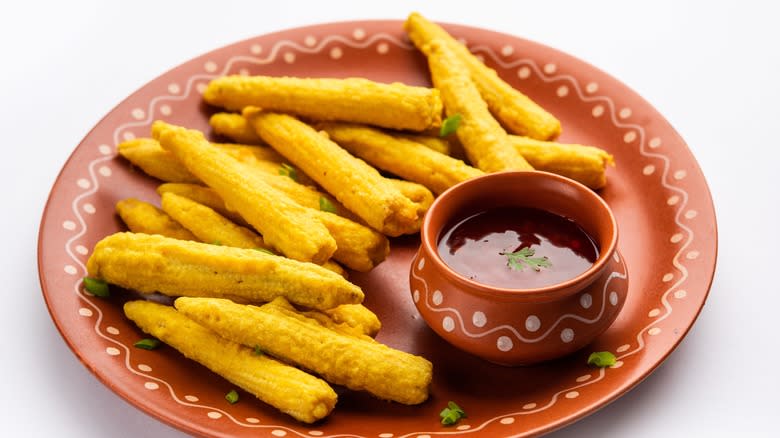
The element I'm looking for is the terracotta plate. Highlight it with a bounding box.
[38,20,717,437]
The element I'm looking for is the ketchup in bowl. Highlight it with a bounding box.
[438,207,598,289]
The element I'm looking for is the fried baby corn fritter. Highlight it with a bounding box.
[115,198,197,241]
[124,301,337,423]
[87,232,363,310]
[405,12,561,140]
[204,76,443,131]
[423,39,533,172]
[153,121,337,264]
[175,297,432,405]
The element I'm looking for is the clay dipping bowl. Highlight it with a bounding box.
[409,171,628,365]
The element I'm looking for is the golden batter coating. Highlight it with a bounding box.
[209,112,263,144]
[117,138,199,183]
[115,198,197,240]
[157,183,248,226]
[124,301,337,423]
[405,12,561,140]
[204,75,443,131]
[87,232,363,310]
[322,303,382,338]
[175,297,433,405]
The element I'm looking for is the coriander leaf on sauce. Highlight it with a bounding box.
[500,247,552,271]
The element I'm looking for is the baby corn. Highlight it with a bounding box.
[510,136,615,189]
[175,297,432,405]
[157,183,248,226]
[322,303,382,338]
[117,138,199,183]
[114,198,197,241]
[210,112,263,145]
[87,232,363,310]
[124,301,337,423]
[205,75,443,131]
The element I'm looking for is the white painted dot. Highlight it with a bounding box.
[456,425,471,431]
[674,170,687,180]
[619,108,632,119]
[106,347,120,356]
[609,291,619,306]
[456,37,467,45]
[284,53,295,63]
[250,44,262,55]
[204,61,217,73]
[432,290,443,306]
[580,293,593,309]
[272,431,287,437]
[525,315,541,332]
[522,403,536,410]
[592,105,604,117]
[309,431,324,436]
[63,220,76,230]
[144,382,159,390]
[517,66,531,79]
[501,45,514,56]
[412,289,420,303]
[617,344,631,353]
[648,327,662,336]
[576,374,591,383]
[138,364,152,372]
[556,85,569,97]
[500,417,516,425]
[239,68,249,76]
[105,326,119,335]
[83,203,96,214]
[686,251,700,260]
[78,308,92,317]
[98,166,112,177]
[560,328,575,343]
[474,54,485,63]
[353,28,366,40]
[543,63,557,74]
[585,82,599,93]
[662,273,674,282]
[442,316,455,332]
[376,42,389,54]
[472,311,487,327]
[565,391,579,399]
[64,265,77,275]
[304,36,317,47]
[685,210,698,219]
[76,245,88,255]
[417,257,425,271]
[670,233,684,243]
[98,144,112,155]
[77,179,90,189]
[196,83,207,94]
[643,164,656,175]
[611,360,624,368]
[160,104,172,116]
[123,131,136,141]
[167,83,181,94]
[497,336,513,352]
[624,131,637,143]
[649,137,662,148]
[378,434,394,438]
[674,289,687,299]
[185,395,199,402]
[329,47,343,59]
[131,108,145,120]
[648,308,661,318]
[246,418,260,424]
[208,412,222,419]
[667,195,680,205]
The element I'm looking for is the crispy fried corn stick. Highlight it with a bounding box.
[210,112,263,144]
[175,297,432,405]
[88,232,362,309]
[405,12,561,140]
[322,303,382,338]
[157,183,388,272]
[117,138,200,183]
[115,198,197,240]
[397,133,451,155]
[423,39,533,172]
[205,76,443,131]
[157,183,248,226]
[509,136,615,189]
[320,122,484,194]
[153,121,336,264]
[246,110,426,236]
[124,301,336,423]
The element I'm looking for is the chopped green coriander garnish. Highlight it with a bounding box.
[319,196,337,213]
[500,247,552,272]
[253,345,264,356]
[83,277,110,297]
[587,351,617,367]
[225,389,239,404]
[439,114,462,137]
[278,163,298,181]
[440,401,467,426]
[211,240,222,246]
[254,247,276,256]
[134,338,162,350]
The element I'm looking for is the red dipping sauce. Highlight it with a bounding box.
[437,207,599,289]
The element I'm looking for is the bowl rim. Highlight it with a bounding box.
[420,170,619,302]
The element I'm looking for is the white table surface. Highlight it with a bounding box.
[3,0,778,436]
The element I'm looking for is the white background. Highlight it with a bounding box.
[2,0,778,436]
